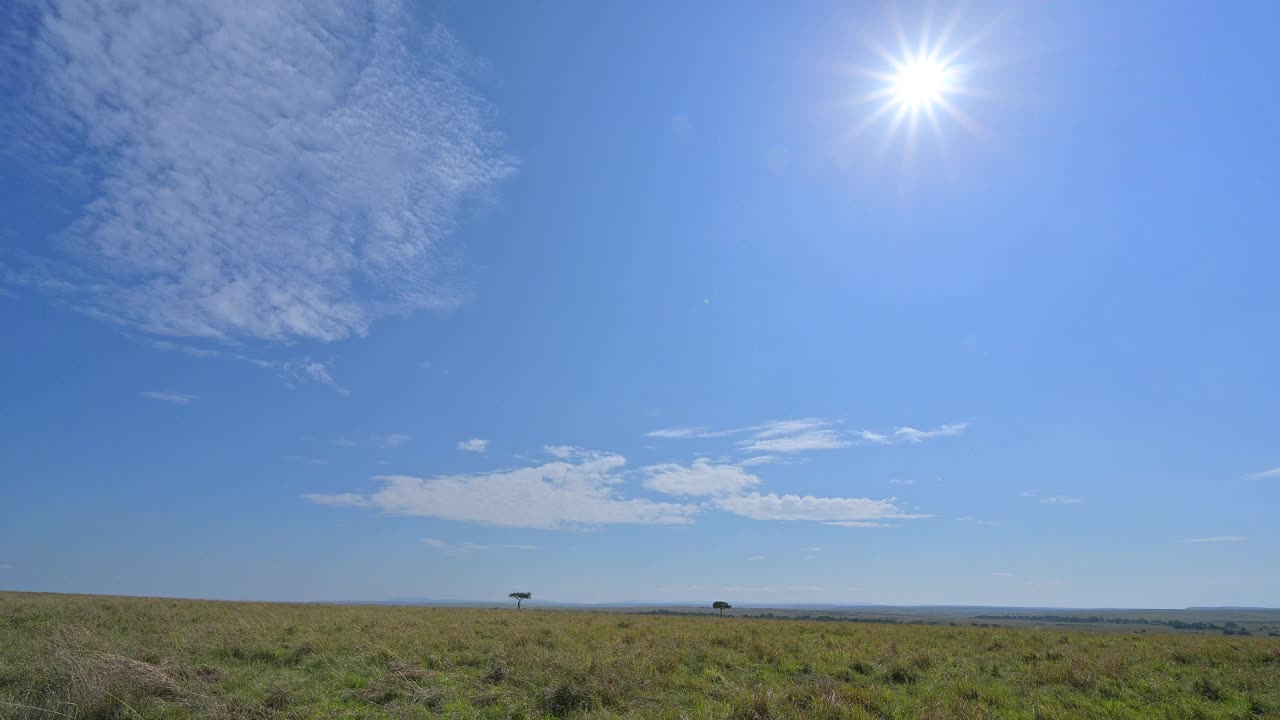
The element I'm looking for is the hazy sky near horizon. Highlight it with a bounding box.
[2,0,1277,608]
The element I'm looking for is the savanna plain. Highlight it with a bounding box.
[2,592,1277,719]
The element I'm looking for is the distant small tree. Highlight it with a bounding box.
[509,592,532,609]
[712,600,732,617]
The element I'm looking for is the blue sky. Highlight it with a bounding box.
[2,0,1277,608]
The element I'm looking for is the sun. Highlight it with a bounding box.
[889,57,954,110]
[839,12,990,171]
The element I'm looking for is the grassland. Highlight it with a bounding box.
[611,605,1280,637]
[2,593,1277,719]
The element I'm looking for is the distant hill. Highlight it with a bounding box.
[1186,606,1276,610]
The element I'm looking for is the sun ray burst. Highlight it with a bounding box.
[839,15,996,178]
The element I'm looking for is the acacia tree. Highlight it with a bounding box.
[712,600,732,617]
[509,592,532,609]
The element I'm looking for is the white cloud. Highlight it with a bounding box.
[306,452,698,529]
[991,571,1015,577]
[303,493,369,508]
[801,546,824,552]
[309,446,933,529]
[457,438,490,453]
[421,538,540,553]
[748,555,767,561]
[10,0,512,343]
[139,391,196,405]
[541,446,624,461]
[751,418,829,439]
[143,339,347,393]
[714,492,924,523]
[958,516,999,526]
[0,563,11,571]
[379,434,410,449]
[332,432,411,450]
[645,426,711,439]
[289,362,349,396]
[826,521,894,528]
[643,460,760,497]
[1039,496,1083,504]
[739,429,851,454]
[1248,467,1280,480]
[739,455,783,467]
[889,478,914,486]
[645,418,831,445]
[1179,536,1248,543]
[647,418,967,454]
[737,419,853,454]
[892,423,968,443]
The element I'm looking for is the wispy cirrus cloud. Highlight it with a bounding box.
[714,492,926,524]
[332,433,409,449]
[739,429,851,453]
[282,455,329,466]
[647,418,968,454]
[645,426,712,439]
[306,451,698,529]
[1178,536,1248,544]
[752,419,829,439]
[291,362,349,396]
[421,538,541,554]
[853,423,968,445]
[138,391,197,405]
[644,419,824,443]
[140,338,349,393]
[5,0,512,344]
[827,521,894,528]
[457,438,490,453]
[1247,467,1280,481]
[888,423,968,444]
[738,455,784,467]
[1039,496,1083,505]
[736,418,853,454]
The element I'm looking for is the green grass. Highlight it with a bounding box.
[2,592,1277,719]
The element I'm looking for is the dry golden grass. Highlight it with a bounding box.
[1,592,1277,719]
